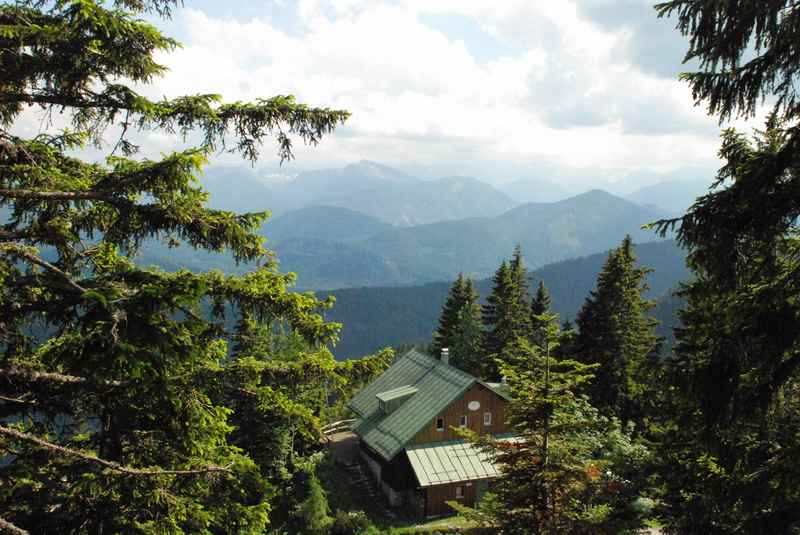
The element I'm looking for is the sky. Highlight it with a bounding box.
[18,0,767,190]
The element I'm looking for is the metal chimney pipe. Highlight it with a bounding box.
[441,347,449,365]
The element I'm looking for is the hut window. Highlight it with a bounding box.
[483,412,492,426]
[459,415,467,428]
[455,486,464,499]
[436,417,444,431]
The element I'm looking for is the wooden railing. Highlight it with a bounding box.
[321,419,356,437]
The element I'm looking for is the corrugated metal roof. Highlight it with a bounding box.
[349,348,437,417]
[349,349,477,461]
[376,385,418,402]
[484,382,512,401]
[406,440,500,487]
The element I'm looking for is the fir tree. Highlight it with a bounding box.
[473,319,649,534]
[433,275,483,375]
[432,273,467,357]
[482,248,532,379]
[653,118,800,533]
[448,278,484,376]
[651,2,800,530]
[294,470,333,535]
[509,245,531,304]
[574,236,660,425]
[530,280,553,347]
[0,1,347,532]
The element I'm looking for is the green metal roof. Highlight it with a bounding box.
[349,349,477,461]
[406,440,500,487]
[376,385,418,402]
[484,382,512,401]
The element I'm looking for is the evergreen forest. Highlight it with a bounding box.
[1,1,800,534]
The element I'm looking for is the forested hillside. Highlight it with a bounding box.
[326,239,688,358]
[137,189,669,289]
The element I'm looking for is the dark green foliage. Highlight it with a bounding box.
[330,510,371,535]
[0,1,349,532]
[530,280,553,346]
[650,3,800,530]
[656,0,800,124]
[447,279,484,377]
[472,322,651,534]
[432,275,483,375]
[653,119,800,533]
[574,236,661,425]
[432,274,468,357]
[481,248,531,379]
[294,469,333,535]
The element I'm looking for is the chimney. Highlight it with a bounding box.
[441,347,450,365]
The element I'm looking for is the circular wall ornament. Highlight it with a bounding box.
[468,400,480,411]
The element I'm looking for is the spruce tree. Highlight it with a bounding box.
[653,118,800,533]
[432,273,467,357]
[433,275,482,375]
[0,1,347,532]
[574,236,660,425]
[530,280,553,347]
[475,320,649,534]
[651,2,800,530]
[448,278,483,376]
[482,248,531,379]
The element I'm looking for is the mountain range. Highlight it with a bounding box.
[202,160,515,226]
[626,177,714,215]
[139,188,671,289]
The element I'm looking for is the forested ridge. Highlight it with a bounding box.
[2,1,800,534]
[325,239,687,359]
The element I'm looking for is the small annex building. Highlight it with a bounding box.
[348,348,511,517]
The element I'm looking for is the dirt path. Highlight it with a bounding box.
[327,431,360,464]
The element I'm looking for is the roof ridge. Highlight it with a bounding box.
[405,348,481,382]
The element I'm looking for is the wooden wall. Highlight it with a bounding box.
[412,382,508,445]
[424,481,477,517]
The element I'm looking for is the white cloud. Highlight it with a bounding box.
[16,1,755,183]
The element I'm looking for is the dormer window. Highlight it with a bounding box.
[436,417,444,431]
[459,415,467,428]
[376,385,418,415]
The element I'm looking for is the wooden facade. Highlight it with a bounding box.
[412,382,508,445]
[411,382,508,517]
[424,481,479,517]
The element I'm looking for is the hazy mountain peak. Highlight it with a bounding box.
[627,176,712,215]
[342,160,417,183]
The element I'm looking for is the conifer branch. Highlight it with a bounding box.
[0,188,109,201]
[0,366,90,385]
[0,230,31,241]
[0,517,28,535]
[0,394,35,405]
[0,244,87,294]
[0,426,233,477]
